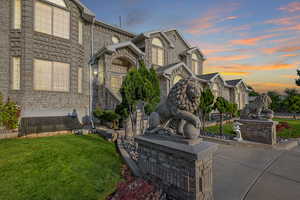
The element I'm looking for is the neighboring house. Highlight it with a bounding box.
[0,0,250,125]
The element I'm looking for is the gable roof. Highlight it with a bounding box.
[132,29,175,48]
[181,47,206,60]
[157,62,194,77]
[90,41,144,64]
[226,79,243,86]
[72,0,95,16]
[197,73,219,81]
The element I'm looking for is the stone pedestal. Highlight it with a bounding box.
[238,119,278,145]
[135,135,218,200]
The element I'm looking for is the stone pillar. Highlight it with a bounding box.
[238,119,278,145]
[135,135,218,200]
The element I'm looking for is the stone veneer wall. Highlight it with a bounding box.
[0,0,10,101]
[136,136,217,200]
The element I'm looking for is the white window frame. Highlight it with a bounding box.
[34,59,70,92]
[34,1,70,39]
[13,0,22,29]
[11,57,21,90]
[78,20,83,45]
[78,67,83,93]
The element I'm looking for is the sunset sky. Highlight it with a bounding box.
[82,0,300,93]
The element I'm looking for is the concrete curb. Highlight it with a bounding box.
[117,139,141,177]
[202,135,300,150]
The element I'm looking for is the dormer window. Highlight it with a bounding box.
[45,0,66,8]
[192,53,199,75]
[112,36,120,44]
[152,37,164,66]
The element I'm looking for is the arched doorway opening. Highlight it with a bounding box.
[110,57,134,94]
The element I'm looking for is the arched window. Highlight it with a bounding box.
[192,53,199,75]
[112,36,120,44]
[173,75,183,85]
[152,37,164,66]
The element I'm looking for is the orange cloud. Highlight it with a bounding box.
[211,63,297,71]
[209,55,252,62]
[249,82,298,93]
[220,72,250,76]
[281,54,298,57]
[279,2,300,13]
[280,75,298,79]
[230,34,279,46]
[263,45,300,54]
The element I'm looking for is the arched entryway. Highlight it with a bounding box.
[110,57,135,94]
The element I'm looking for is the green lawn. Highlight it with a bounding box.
[205,118,300,139]
[274,118,300,139]
[0,134,123,200]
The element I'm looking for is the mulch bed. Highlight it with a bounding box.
[107,165,166,200]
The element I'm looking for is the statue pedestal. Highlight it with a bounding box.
[135,135,218,200]
[238,119,278,145]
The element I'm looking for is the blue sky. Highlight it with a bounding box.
[81,0,300,93]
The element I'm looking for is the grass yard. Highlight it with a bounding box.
[205,118,300,139]
[274,118,300,139]
[0,134,123,200]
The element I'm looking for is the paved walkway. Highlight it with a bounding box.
[213,144,300,200]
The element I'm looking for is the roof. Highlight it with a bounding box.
[90,41,144,64]
[72,0,95,16]
[157,62,194,77]
[181,47,205,60]
[94,20,136,38]
[133,29,175,48]
[197,73,219,81]
[226,79,243,86]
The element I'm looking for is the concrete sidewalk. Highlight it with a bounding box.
[213,144,300,200]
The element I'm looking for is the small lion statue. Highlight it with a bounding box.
[241,93,273,120]
[147,78,202,138]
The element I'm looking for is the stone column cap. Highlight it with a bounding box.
[135,135,218,160]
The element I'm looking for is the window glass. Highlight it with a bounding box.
[111,76,122,94]
[152,38,163,47]
[112,36,120,44]
[14,0,21,29]
[98,59,105,85]
[53,7,70,39]
[45,0,66,7]
[12,57,21,90]
[53,62,69,91]
[35,2,52,35]
[78,68,83,93]
[34,59,52,91]
[78,20,83,44]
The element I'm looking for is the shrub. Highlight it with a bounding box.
[93,107,104,119]
[0,96,21,130]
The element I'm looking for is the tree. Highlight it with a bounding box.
[287,95,300,115]
[214,97,230,135]
[247,85,259,96]
[116,61,160,134]
[227,102,238,118]
[267,91,282,112]
[295,69,300,86]
[198,88,215,132]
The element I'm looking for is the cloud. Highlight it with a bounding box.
[211,63,298,71]
[263,45,300,54]
[265,15,300,25]
[209,55,252,62]
[220,72,250,76]
[230,34,279,46]
[249,82,298,93]
[125,8,149,27]
[279,2,300,13]
[281,54,298,57]
[184,3,239,35]
[280,75,298,79]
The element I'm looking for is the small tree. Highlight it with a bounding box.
[267,91,282,112]
[214,97,230,135]
[295,69,300,86]
[198,88,215,132]
[228,102,238,119]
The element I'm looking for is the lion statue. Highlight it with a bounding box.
[147,78,202,137]
[241,93,273,120]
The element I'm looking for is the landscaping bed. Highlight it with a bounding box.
[0,134,123,200]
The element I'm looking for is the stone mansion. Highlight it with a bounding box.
[0,0,250,122]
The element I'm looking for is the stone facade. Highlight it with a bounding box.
[136,135,218,200]
[0,0,250,125]
[238,119,278,145]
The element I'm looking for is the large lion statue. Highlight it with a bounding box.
[241,94,273,120]
[147,78,202,137]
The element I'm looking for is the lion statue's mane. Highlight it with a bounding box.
[147,78,202,135]
[241,94,273,119]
